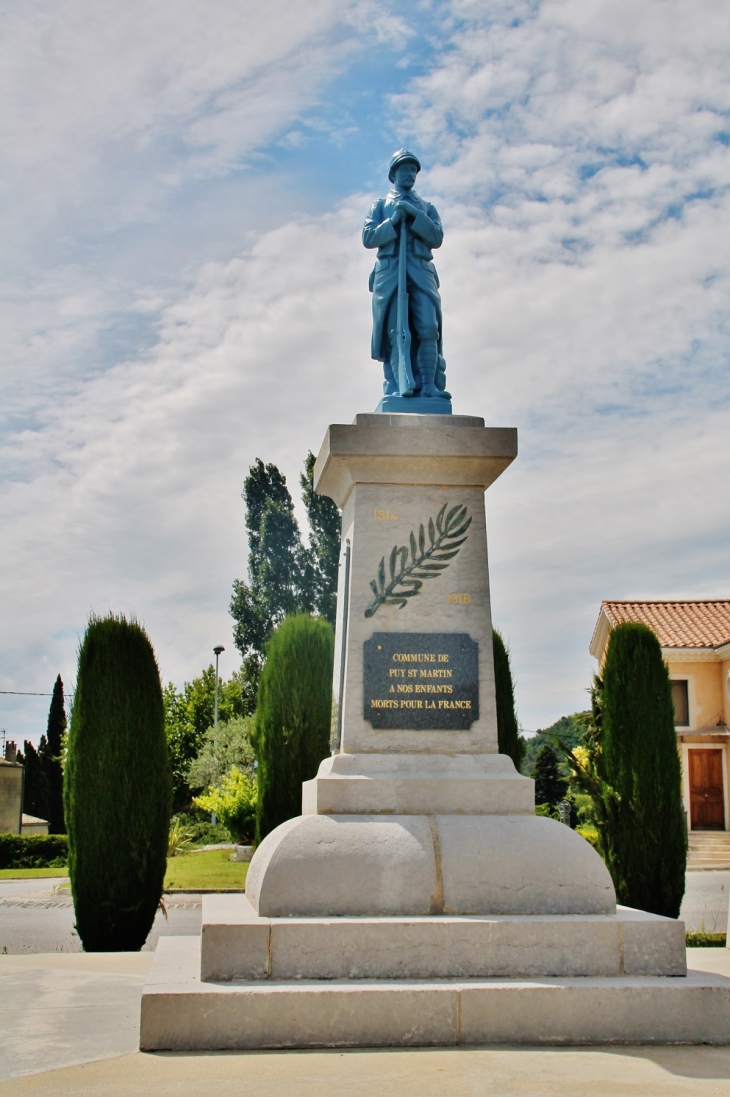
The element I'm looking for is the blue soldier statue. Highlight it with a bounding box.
[363,149,451,413]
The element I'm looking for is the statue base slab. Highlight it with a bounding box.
[376,394,452,414]
[140,936,730,1050]
[199,894,685,981]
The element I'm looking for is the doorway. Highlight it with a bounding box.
[688,749,725,830]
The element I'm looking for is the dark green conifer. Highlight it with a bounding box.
[253,614,334,842]
[492,629,525,771]
[20,739,50,821]
[64,614,171,951]
[44,675,67,834]
[533,743,566,809]
[600,622,686,917]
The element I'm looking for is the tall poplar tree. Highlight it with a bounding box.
[230,454,341,708]
[300,451,341,628]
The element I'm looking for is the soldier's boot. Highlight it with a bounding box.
[383,354,398,395]
[417,339,440,398]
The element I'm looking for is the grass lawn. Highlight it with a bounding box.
[164,848,248,891]
[0,867,69,879]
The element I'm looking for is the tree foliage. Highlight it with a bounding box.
[194,766,257,842]
[65,614,172,951]
[45,675,67,834]
[300,451,341,627]
[164,667,246,811]
[492,629,525,771]
[253,614,334,842]
[230,455,341,707]
[186,715,255,793]
[533,743,567,809]
[564,624,686,918]
[18,739,50,821]
[16,675,67,829]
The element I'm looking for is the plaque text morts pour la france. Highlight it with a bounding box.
[364,632,479,730]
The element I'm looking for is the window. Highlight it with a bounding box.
[671,680,689,727]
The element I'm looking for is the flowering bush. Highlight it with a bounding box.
[194,767,257,842]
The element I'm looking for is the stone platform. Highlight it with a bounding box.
[200,895,685,981]
[140,936,730,1050]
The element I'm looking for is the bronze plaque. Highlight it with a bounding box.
[363,632,479,730]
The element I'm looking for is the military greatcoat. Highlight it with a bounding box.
[362,188,445,365]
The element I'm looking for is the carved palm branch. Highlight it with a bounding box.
[364,503,472,619]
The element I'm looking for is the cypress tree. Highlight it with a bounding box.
[253,614,334,842]
[533,743,566,809]
[600,622,686,918]
[492,628,524,771]
[45,675,67,834]
[20,739,50,821]
[64,614,171,951]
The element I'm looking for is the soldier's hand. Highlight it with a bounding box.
[391,207,404,225]
[397,200,418,221]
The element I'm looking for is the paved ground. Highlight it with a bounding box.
[2,870,724,955]
[680,870,730,933]
[2,875,729,1094]
[0,879,201,954]
[1,950,730,1095]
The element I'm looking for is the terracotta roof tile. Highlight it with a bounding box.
[601,601,730,649]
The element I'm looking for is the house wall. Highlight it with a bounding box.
[723,658,730,726]
[0,762,23,835]
[666,659,724,731]
[666,658,728,831]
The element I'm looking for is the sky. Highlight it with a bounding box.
[1,0,729,744]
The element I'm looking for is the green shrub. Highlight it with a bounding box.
[686,932,726,947]
[64,614,172,951]
[171,811,232,847]
[253,613,334,842]
[492,629,524,771]
[194,766,257,842]
[600,622,686,918]
[0,834,68,869]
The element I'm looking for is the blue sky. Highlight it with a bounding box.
[1,0,729,742]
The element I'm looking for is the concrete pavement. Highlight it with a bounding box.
[680,870,729,933]
[1,950,730,1093]
[0,881,201,954]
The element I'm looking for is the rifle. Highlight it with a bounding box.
[396,218,415,396]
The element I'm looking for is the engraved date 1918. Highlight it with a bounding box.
[447,592,471,604]
[373,509,398,521]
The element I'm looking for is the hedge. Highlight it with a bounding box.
[0,834,68,869]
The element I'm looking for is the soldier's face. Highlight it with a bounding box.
[393,161,418,190]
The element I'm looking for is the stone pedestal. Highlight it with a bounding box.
[140,413,730,1049]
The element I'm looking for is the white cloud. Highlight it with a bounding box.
[393,0,730,725]
[2,0,729,741]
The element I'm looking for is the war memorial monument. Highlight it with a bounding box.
[140,151,730,1049]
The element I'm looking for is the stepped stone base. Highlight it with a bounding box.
[140,937,730,1050]
[200,895,686,981]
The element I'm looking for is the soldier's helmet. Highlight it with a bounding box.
[388,149,421,182]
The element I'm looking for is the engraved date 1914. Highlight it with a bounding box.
[373,509,398,521]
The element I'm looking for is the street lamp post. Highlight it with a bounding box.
[211,645,225,829]
[213,645,225,728]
